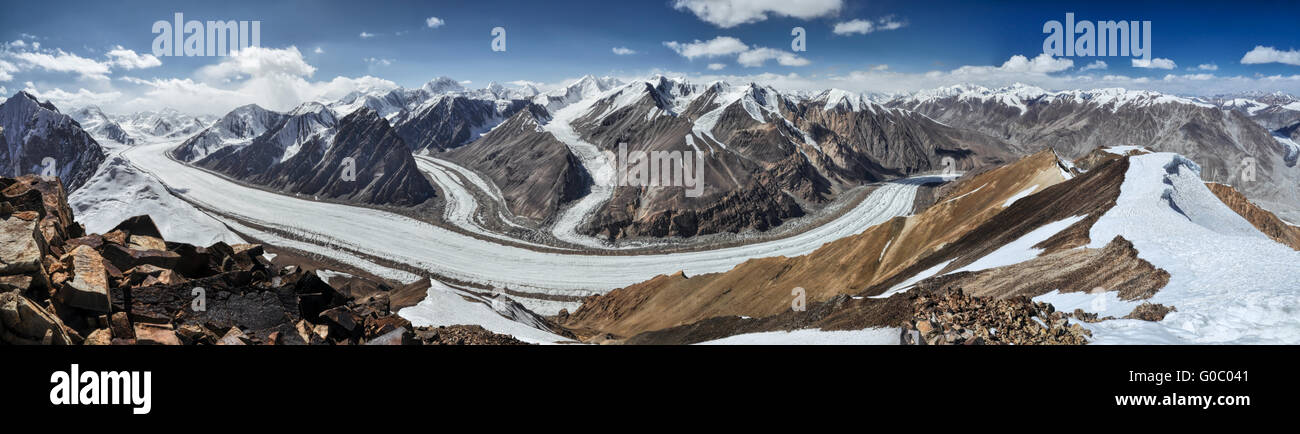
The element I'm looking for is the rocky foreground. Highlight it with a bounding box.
[0,174,521,345]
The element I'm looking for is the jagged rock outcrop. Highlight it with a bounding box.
[0,175,460,345]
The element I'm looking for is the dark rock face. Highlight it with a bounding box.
[253,108,436,206]
[0,91,106,192]
[392,96,537,152]
[444,107,589,223]
[195,108,436,206]
[197,103,337,179]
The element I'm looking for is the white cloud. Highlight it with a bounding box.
[0,60,17,82]
[1131,58,1177,69]
[196,46,317,83]
[737,47,809,67]
[950,53,1074,75]
[831,17,906,35]
[117,73,398,115]
[612,47,637,55]
[426,17,445,28]
[314,47,325,54]
[707,63,726,70]
[359,32,376,39]
[105,46,161,70]
[663,36,749,59]
[11,49,111,80]
[1080,60,1107,71]
[8,40,25,48]
[871,64,889,71]
[1241,46,1300,66]
[21,85,122,108]
[364,57,393,66]
[1197,63,1218,71]
[671,0,843,28]
[1164,73,1214,81]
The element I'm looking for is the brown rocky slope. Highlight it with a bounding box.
[0,174,515,345]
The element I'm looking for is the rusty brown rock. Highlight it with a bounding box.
[0,210,48,275]
[134,323,181,345]
[57,245,110,312]
[110,312,133,339]
[0,291,73,345]
[83,328,112,345]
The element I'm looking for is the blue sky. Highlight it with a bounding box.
[2,0,1299,114]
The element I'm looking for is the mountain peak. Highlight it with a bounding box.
[421,76,465,94]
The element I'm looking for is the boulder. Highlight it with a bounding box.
[0,274,33,293]
[100,243,180,271]
[56,245,111,312]
[176,323,218,345]
[83,328,112,345]
[0,291,73,344]
[110,215,164,239]
[103,230,127,246]
[217,327,249,345]
[2,175,83,245]
[0,210,48,275]
[127,235,167,252]
[109,311,133,339]
[134,323,181,345]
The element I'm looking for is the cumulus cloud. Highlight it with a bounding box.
[1241,46,1300,66]
[831,16,906,35]
[1197,63,1219,71]
[314,46,324,54]
[0,59,17,82]
[1131,57,1177,69]
[105,46,161,70]
[707,63,726,70]
[671,0,843,28]
[196,46,317,83]
[612,47,637,55]
[359,32,376,39]
[949,53,1074,75]
[364,57,393,66]
[737,47,809,67]
[11,49,111,80]
[663,36,749,59]
[425,17,445,28]
[1080,60,1107,71]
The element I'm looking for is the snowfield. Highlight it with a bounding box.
[70,151,244,247]
[398,279,574,344]
[1082,153,1300,344]
[120,140,934,314]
